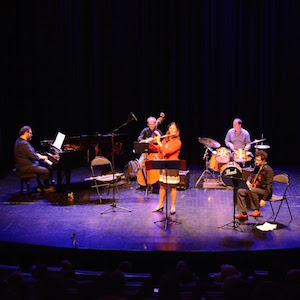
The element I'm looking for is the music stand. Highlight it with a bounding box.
[134,141,156,155]
[145,159,184,230]
[218,175,248,232]
[101,115,134,214]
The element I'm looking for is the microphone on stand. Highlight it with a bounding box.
[130,112,138,121]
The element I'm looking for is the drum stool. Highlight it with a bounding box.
[13,169,37,195]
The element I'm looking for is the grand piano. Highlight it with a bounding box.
[40,133,127,190]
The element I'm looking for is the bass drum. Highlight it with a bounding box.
[220,161,242,185]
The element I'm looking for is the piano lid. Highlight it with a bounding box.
[79,132,127,138]
[41,132,128,153]
[63,132,128,148]
[41,132,127,144]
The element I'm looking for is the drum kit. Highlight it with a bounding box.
[194,138,220,186]
[195,136,270,187]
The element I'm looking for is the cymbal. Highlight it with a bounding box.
[249,138,266,145]
[255,144,270,149]
[198,137,221,148]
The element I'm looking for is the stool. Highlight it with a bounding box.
[13,169,37,195]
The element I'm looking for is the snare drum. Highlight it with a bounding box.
[215,147,230,163]
[234,149,246,163]
[220,161,242,185]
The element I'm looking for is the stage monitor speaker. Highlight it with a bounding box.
[177,170,190,190]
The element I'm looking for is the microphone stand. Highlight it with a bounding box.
[101,114,135,214]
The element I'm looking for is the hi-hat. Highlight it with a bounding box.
[255,144,270,149]
[198,137,221,148]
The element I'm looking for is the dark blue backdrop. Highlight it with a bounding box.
[1,0,300,174]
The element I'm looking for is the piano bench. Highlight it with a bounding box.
[13,169,37,195]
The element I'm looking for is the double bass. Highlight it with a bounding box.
[137,112,165,187]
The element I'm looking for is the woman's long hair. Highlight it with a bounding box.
[165,122,180,142]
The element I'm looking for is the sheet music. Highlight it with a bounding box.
[256,222,277,231]
[51,132,66,152]
[84,173,123,182]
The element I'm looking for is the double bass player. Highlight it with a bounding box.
[136,114,164,190]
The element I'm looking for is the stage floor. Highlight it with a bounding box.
[1,164,300,272]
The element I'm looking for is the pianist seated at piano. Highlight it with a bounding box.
[14,125,56,193]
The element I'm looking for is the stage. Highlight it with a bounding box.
[0,164,300,275]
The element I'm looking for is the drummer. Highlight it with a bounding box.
[225,118,252,165]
